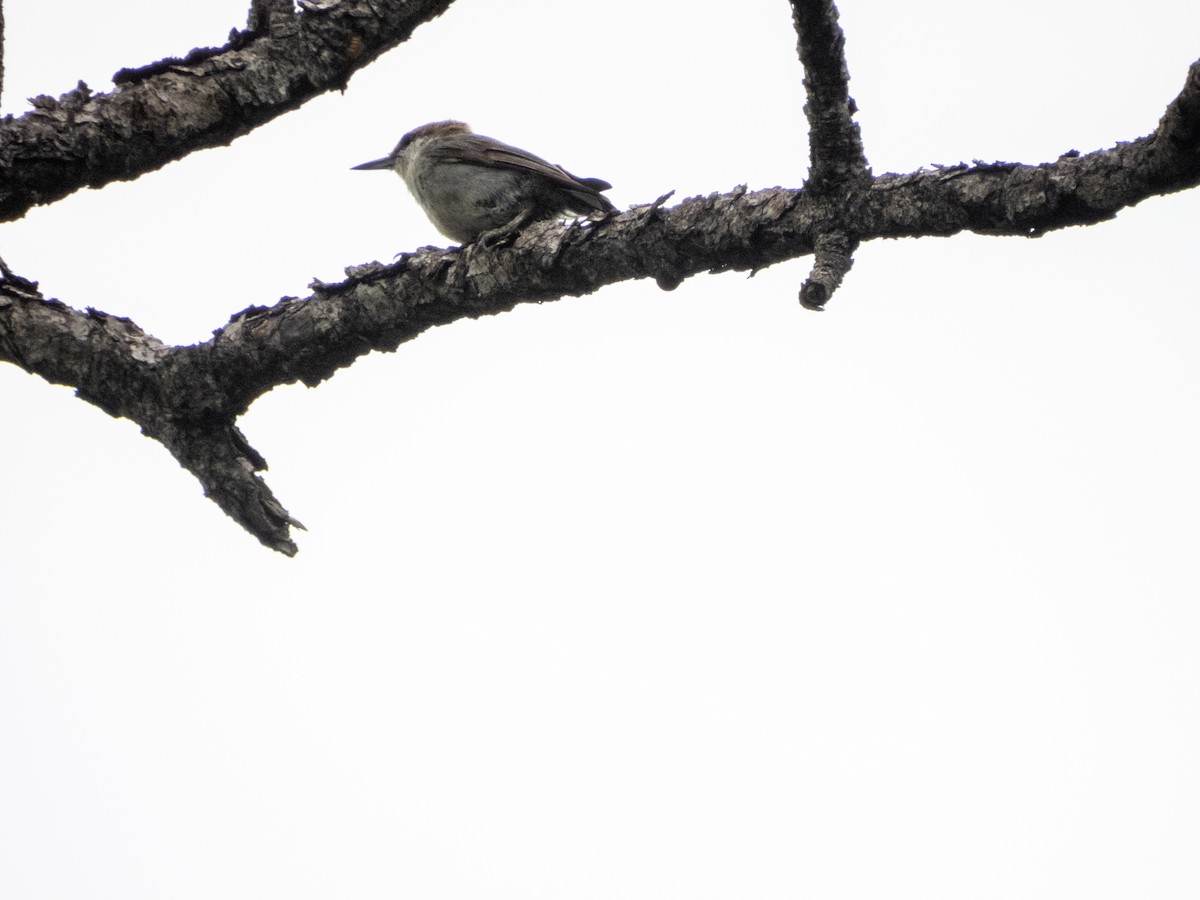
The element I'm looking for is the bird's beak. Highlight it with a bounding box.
[351,156,395,171]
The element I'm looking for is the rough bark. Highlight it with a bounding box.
[0,0,454,222]
[792,0,868,189]
[2,0,1199,554]
[791,0,868,308]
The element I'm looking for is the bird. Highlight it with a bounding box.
[352,120,616,246]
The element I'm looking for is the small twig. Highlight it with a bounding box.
[159,421,305,557]
[799,232,856,310]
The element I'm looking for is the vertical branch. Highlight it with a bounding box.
[791,0,869,189]
[790,0,868,309]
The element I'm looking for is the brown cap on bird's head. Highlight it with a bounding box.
[351,121,472,170]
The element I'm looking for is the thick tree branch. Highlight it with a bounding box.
[791,0,869,308]
[0,0,455,222]
[202,61,1200,409]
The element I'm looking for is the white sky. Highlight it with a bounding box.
[2,1,1200,897]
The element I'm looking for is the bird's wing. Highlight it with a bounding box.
[429,133,613,204]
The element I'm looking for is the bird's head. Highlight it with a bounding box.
[351,120,472,179]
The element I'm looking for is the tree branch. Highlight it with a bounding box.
[790,0,869,308]
[0,267,302,554]
[0,0,456,222]
[204,58,1200,409]
[5,41,1200,553]
[791,0,868,189]
[3,0,1199,555]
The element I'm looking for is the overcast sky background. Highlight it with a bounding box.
[3,1,1200,897]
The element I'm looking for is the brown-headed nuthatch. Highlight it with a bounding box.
[352,120,616,246]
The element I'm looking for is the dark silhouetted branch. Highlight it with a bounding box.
[790,0,870,307]
[799,232,856,311]
[791,0,869,188]
[0,267,301,554]
[0,0,455,222]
